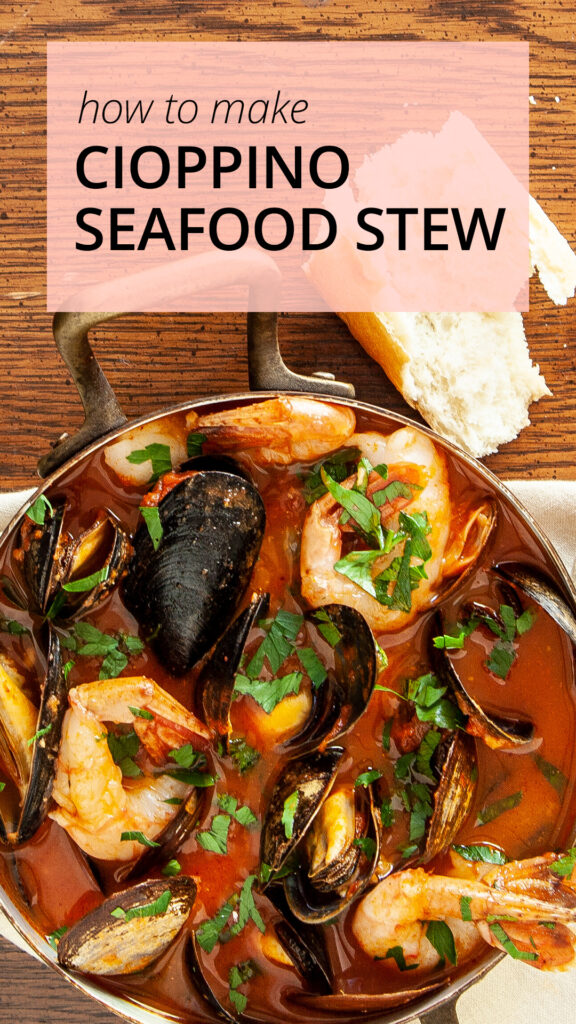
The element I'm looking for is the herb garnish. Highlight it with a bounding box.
[382,946,418,971]
[47,926,68,950]
[452,844,507,865]
[229,737,260,774]
[377,673,464,731]
[477,791,522,825]
[234,671,303,715]
[62,566,110,593]
[165,749,215,787]
[187,432,206,457]
[460,896,473,921]
[217,794,257,826]
[128,706,154,721]
[302,447,361,504]
[426,920,457,965]
[436,604,536,682]
[27,724,53,747]
[139,506,163,551]
[534,755,567,795]
[26,494,53,526]
[120,830,160,848]
[107,728,142,778]
[282,791,299,838]
[231,875,265,937]
[246,609,303,678]
[196,814,231,854]
[229,960,257,1015]
[355,769,382,788]
[321,467,385,548]
[380,798,394,828]
[60,622,144,680]
[196,896,238,953]
[488,922,538,961]
[550,848,576,877]
[312,608,342,647]
[0,617,29,637]
[126,443,172,482]
[111,889,171,923]
[353,836,377,859]
[162,859,181,876]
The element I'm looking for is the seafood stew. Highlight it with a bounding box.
[0,394,575,1023]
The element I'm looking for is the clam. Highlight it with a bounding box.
[57,876,196,976]
[199,592,270,753]
[432,612,535,751]
[494,562,576,647]
[123,472,266,676]
[424,731,477,861]
[284,782,381,924]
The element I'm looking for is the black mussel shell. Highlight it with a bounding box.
[17,627,69,843]
[424,731,477,861]
[283,604,377,756]
[284,783,381,924]
[57,876,196,976]
[124,472,266,676]
[260,747,344,876]
[62,515,132,620]
[494,563,576,647]
[21,500,70,614]
[198,592,270,753]
[187,934,237,1023]
[432,612,534,751]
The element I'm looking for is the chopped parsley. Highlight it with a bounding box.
[60,622,143,680]
[282,791,299,838]
[63,660,74,681]
[477,791,522,825]
[534,755,567,795]
[426,920,457,965]
[128,706,154,721]
[302,447,361,504]
[120,830,160,848]
[196,814,231,855]
[372,480,416,508]
[111,889,171,923]
[378,673,463,731]
[0,617,29,637]
[353,836,377,859]
[139,505,163,551]
[382,945,418,971]
[229,737,260,774]
[321,467,385,548]
[169,743,200,768]
[162,859,182,876]
[312,608,342,647]
[217,794,257,826]
[489,921,538,961]
[62,566,110,593]
[452,844,507,865]
[196,896,238,953]
[234,671,303,714]
[187,432,206,457]
[415,728,442,780]
[296,646,327,688]
[355,769,382,787]
[550,848,576,877]
[381,718,393,752]
[230,875,265,937]
[460,896,473,921]
[246,609,303,678]
[27,724,53,747]
[47,926,68,950]
[107,728,142,778]
[229,960,257,1015]
[26,494,53,526]
[126,442,172,482]
[380,798,394,828]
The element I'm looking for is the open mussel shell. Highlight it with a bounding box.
[20,500,70,614]
[260,748,344,875]
[124,472,266,676]
[432,612,534,751]
[438,498,497,601]
[61,514,132,619]
[283,604,377,756]
[17,627,69,843]
[284,782,381,924]
[424,731,477,862]
[199,592,270,753]
[57,876,196,976]
[494,562,576,646]
[125,786,211,882]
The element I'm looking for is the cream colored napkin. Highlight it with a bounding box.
[0,483,575,1024]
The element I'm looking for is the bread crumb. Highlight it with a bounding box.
[529,95,537,105]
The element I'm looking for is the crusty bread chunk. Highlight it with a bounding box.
[529,196,576,305]
[339,311,550,458]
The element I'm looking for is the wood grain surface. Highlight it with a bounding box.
[0,1,574,1022]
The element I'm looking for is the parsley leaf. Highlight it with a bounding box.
[460,896,472,922]
[62,566,110,593]
[229,737,260,774]
[126,443,172,482]
[353,836,377,859]
[162,859,181,876]
[282,791,299,838]
[196,814,231,854]
[26,494,53,526]
[477,791,522,825]
[489,921,538,961]
[27,724,52,747]
[229,960,256,1016]
[107,728,142,778]
[112,889,172,923]
[486,642,516,679]
[296,646,327,688]
[550,848,576,877]
[415,729,441,780]
[382,946,418,970]
[302,447,361,504]
[169,743,200,769]
[47,926,68,950]
[426,920,457,964]
[245,609,303,678]
[196,898,236,953]
[321,467,384,548]
[139,506,163,551]
[231,875,265,936]
[187,432,206,457]
[452,844,507,865]
[355,769,382,787]
[534,755,567,795]
[381,718,393,752]
[0,617,30,637]
[234,671,303,714]
[120,830,160,848]
[128,706,154,721]
[217,794,257,826]
[372,480,415,508]
[380,797,394,828]
[312,608,342,647]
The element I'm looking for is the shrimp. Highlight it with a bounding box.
[190,397,356,466]
[50,677,211,861]
[300,427,451,631]
[352,851,576,973]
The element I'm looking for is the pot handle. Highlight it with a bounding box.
[419,997,460,1024]
[38,251,354,478]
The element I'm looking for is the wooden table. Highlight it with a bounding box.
[0,0,574,1020]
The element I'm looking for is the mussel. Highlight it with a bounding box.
[57,876,196,975]
[440,498,497,597]
[261,749,380,924]
[494,562,576,647]
[124,472,266,676]
[432,611,535,751]
[424,731,477,861]
[16,503,131,621]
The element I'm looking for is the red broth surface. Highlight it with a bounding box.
[0,398,574,1024]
